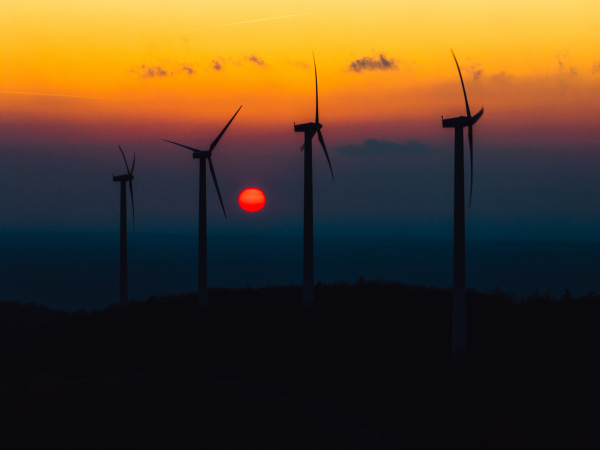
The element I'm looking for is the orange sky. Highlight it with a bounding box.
[2,1,600,149]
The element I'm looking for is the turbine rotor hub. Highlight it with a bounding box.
[113,174,134,182]
[192,151,211,159]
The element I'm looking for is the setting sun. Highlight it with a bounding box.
[238,188,266,212]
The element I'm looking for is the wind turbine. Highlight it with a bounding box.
[442,50,484,357]
[162,105,242,307]
[113,146,135,306]
[294,54,334,307]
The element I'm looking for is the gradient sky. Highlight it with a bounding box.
[2,1,600,241]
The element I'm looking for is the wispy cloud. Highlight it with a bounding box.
[246,55,266,66]
[132,65,169,78]
[592,62,600,74]
[555,51,567,71]
[468,63,483,81]
[205,12,310,31]
[211,55,266,71]
[132,64,196,78]
[288,60,309,69]
[181,65,195,75]
[490,71,513,82]
[349,54,397,73]
[555,51,577,76]
[0,90,117,101]
[338,139,431,156]
[125,12,311,41]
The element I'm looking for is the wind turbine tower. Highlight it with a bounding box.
[113,146,135,306]
[442,50,484,357]
[163,106,242,307]
[294,54,334,307]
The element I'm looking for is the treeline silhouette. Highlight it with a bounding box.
[1,282,599,448]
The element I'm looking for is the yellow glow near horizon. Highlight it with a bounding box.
[2,1,600,139]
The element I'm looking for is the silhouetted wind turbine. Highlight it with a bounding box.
[162,105,242,307]
[294,54,334,307]
[442,50,484,357]
[113,146,135,306]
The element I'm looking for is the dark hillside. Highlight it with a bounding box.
[1,282,599,448]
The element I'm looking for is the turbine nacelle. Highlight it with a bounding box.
[442,108,484,128]
[162,106,242,219]
[443,50,484,208]
[114,145,136,229]
[294,122,322,136]
[293,54,334,181]
[112,174,134,182]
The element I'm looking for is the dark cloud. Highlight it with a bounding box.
[556,57,565,72]
[181,65,195,75]
[210,55,266,69]
[246,55,266,66]
[337,138,431,156]
[468,63,483,81]
[555,51,577,76]
[349,54,397,73]
[133,65,168,78]
[593,62,600,74]
[132,63,197,78]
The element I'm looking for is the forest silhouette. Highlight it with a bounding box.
[1,281,599,448]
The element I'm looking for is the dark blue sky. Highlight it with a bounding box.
[1,129,599,243]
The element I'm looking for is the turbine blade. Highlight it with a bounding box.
[313,51,319,124]
[317,129,334,181]
[162,139,202,152]
[209,105,242,153]
[130,152,136,175]
[451,49,471,118]
[468,125,473,208]
[119,145,130,174]
[129,179,135,231]
[208,157,227,218]
[471,107,484,125]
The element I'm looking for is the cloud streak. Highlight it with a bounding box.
[181,65,195,75]
[337,139,431,156]
[132,65,168,78]
[125,12,311,41]
[211,55,267,71]
[555,51,577,76]
[246,55,266,66]
[131,64,196,78]
[288,60,309,69]
[0,90,117,101]
[468,63,483,81]
[349,54,397,73]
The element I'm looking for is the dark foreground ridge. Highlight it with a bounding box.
[1,281,600,448]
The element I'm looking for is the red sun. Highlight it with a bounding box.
[238,188,266,212]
